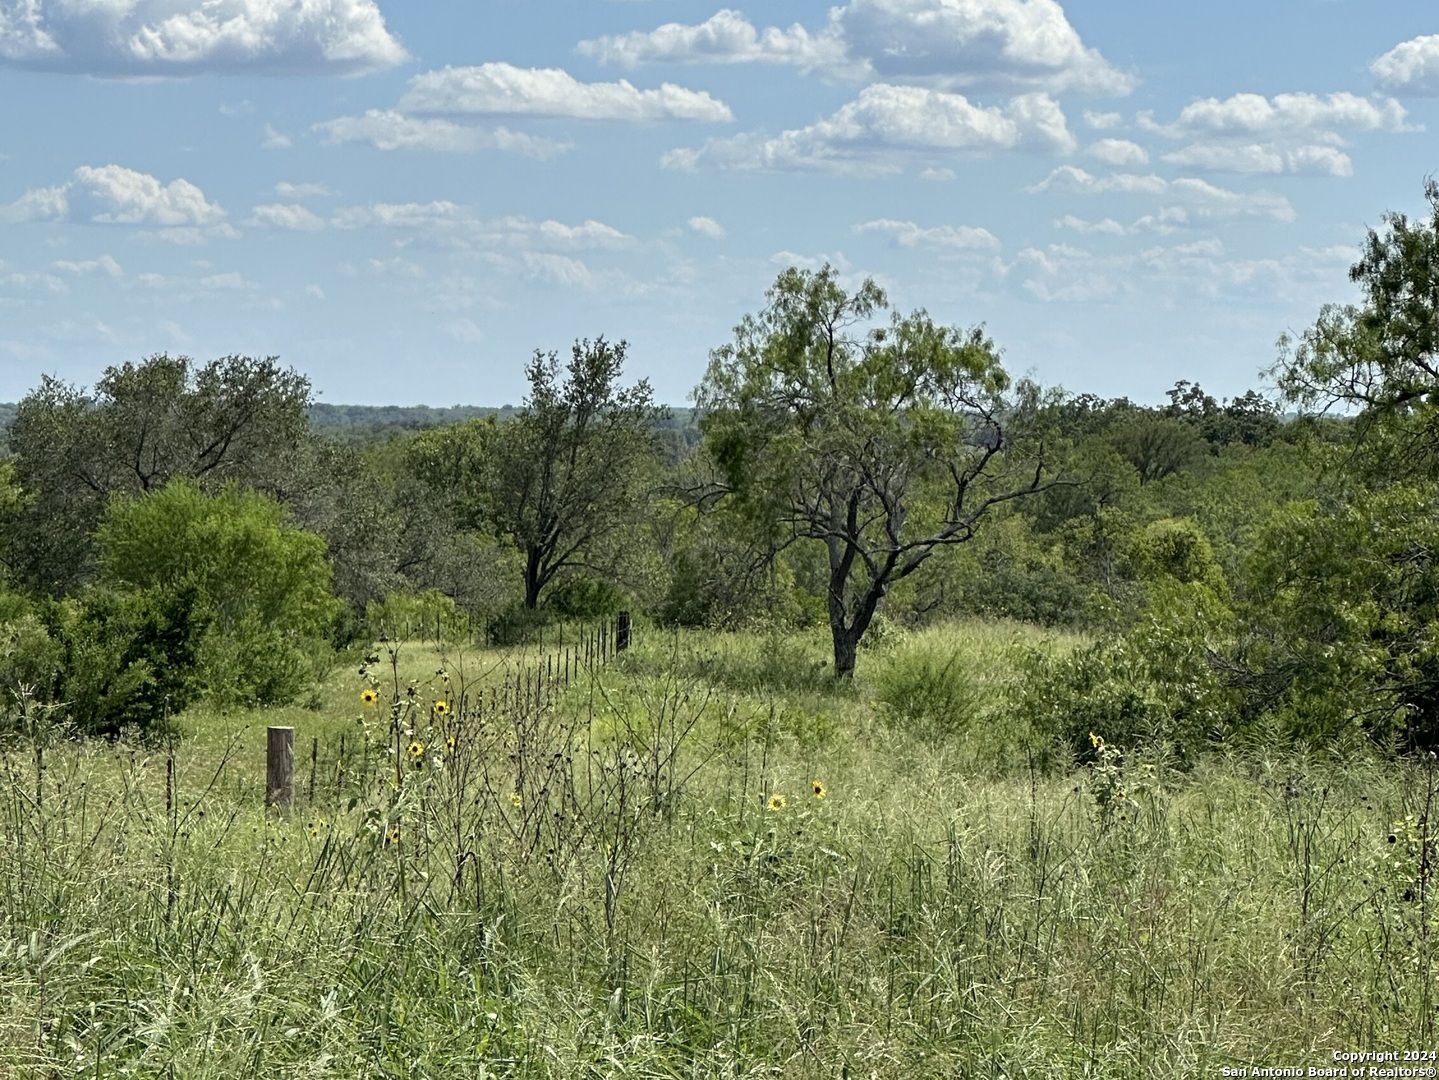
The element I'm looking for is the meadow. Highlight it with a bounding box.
[1,619,1433,1078]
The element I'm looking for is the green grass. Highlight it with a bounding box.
[1,621,1435,1077]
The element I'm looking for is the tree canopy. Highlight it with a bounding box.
[698,264,1060,676]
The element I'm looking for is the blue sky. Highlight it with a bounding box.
[1,0,1436,408]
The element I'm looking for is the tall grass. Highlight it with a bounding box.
[0,622,1433,1077]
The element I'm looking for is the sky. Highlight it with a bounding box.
[1,1,1437,408]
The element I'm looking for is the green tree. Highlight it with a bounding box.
[96,481,340,706]
[697,264,1060,677]
[412,339,662,611]
[1273,179,1439,474]
[4,354,310,593]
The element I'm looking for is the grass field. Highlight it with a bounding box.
[0,620,1434,1077]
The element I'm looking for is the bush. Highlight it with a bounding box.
[1015,580,1237,766]
[366,589,472,643]
[96,481,340,707]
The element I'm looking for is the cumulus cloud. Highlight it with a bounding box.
[261,124,292,149]
[1138,91,1409,178]
[1160,142,1352,177]
[580,0,1132,96]
[836,0,1134,94]
[1373,35,1439,96]
[853,218,999,249]
[398,63,733,122]
[577,9,846,72]
[664,84,1072,173]
[1085,138,1147,166]
[1,165,234,239]
[53,255,124,276]
[0,0,407,76]
[249,203,326,231]
[1053,214,1126,235]
[688,215,726,239]
[1028,165,1296,222]
[1148,91,1409,137]
[313,110,572,157]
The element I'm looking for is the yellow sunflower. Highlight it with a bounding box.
[360,688,379,706]
[811,780,827,800]
[767,793,787,812]
[407,740,425,760]
[434,700,450,717]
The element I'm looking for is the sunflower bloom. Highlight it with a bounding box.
[407,740,425,760]
[361,688,379,706]
[811,780,826,800]
[767,793,787,812]
[434,700,450,717]
[509,792,523,808]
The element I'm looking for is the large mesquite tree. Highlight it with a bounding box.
[697,265,1060,677]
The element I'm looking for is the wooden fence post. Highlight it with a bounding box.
[267,726,294,813]
[616,611,631,653]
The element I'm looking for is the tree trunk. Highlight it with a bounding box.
[523,549,543,609]
[831,622,860,679]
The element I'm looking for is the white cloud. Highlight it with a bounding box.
[53,255,124,276]
[1085,138,1147,166]
[0,184,69,223]
[328,201,633,253]
[1083,110,1123,129]
[1149,91,1409,137]
[249,203,326,231]
[199,271,252,290]
[262,124,292,149]
[275,182,331,198]
[687,215,726,239]
[305,284,325,299]
[854,218,999,249]
[665,84,1073,173]
[577,9,847,72]
[1135,91,1408,180]
[0,0,407,76]
[1160,141,1352,177]
[1054,214,1126,235]
[1028,165,1296,222]
[582,0,1133,96]
[836,0,1134,95]
[522,252,598,289]
[2,165,234,240]
[398,63,733,123]
[1007,237,1356,305]
[331,201,465,230]
[1373,35,1439,96]
[920,166,956,181]
[73,165,226,226]
[313,109,571,157]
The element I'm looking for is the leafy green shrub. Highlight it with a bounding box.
[46,585,206,737]
[1237,487,1439,751]
[1015,580,1236,766]
[366,589,472,643]
[96,481,340,707]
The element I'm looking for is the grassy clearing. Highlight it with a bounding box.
[0,621,1434,1077]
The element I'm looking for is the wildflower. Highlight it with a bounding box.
[446,735,456,753]
[1089,732,1103,749]
[509,792,523,808]
[767,793,787,812]
[386,826,401,846]
[434,700,450,717]
[407,740,425,760]
[811,780,827,800]
[361,688,379,707]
